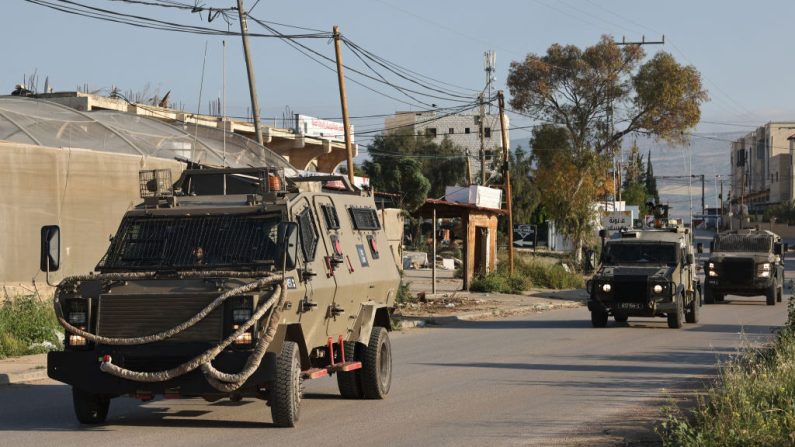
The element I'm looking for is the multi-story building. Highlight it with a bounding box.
[730,122,795,209]
[384,111,509,175]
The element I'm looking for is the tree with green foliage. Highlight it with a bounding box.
[621,142,649,216]
[507,35,707,262]
[645,150,660,205]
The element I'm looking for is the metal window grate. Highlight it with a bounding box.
[321,204,340,230]
[139,169,173,198]
[98,214,280,270]
[349,207,381,231]
[714,235,771,253]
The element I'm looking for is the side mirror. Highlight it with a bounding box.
[686,253,694,265]
[278,222,299,270]
[40,225,61,273]
[696,243,703,254]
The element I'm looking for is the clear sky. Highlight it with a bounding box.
[3,0,794,146]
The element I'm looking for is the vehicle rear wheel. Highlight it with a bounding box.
[271,341,302,427]
[613,313,628,323]
[685,291,699,324]
[591,309,608,328]
[667,294,684,329]
[361,327,392,399]
[777,285,784,303]
[766,285,776,306]
[704,286,715,304]
[337,341,363,399]
[72,387,109,424]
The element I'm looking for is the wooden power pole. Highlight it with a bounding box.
[236,0,264,146]
[498,91,514,274]
[478,92,487,185]
[333,26,356,184]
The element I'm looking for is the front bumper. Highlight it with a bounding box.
[704,276,774,296]
[48,346,276,396]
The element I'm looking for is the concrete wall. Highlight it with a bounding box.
[0,141,183,293]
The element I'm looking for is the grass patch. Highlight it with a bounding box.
[658,297,795,446]
[470,255,584,293]
[0,295,62,359]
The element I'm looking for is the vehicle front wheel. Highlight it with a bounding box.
[591,309,608,328]
[271,341,302,427]
[704,286,715,304]
[72,388,110,424]
[337,341,363,399]
[766,285,776,306]
[667,294,684,329]
[685,291,699,324]
[777,285,784,303]
[361,327,392,399]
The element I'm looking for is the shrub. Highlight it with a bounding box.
[470,271,531,294]
[658,296,795,446]
[512,256,584,289]
[0,295,62,359]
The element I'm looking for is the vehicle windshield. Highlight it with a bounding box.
[604,242,678,265]
[713,234,771,253]
[98,214,281,271]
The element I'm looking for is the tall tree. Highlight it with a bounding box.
[507,36,707,262]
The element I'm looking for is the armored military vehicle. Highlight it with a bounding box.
[41,167,401,427]
[587,224,700,329]
[702,229,785,306]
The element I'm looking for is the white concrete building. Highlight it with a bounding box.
[384,111,509,174]
[730,121,795,208]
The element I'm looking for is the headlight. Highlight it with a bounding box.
[760,271,771,278]
[602,283,612,293]
[67,300,87,325]
[708,262,715,269]
[762,263,771,271]
[653,284,664,294]
[709,270,718,277]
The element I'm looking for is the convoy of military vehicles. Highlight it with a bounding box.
[38,166,789,427]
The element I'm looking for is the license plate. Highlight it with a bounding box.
[617,302,644,310]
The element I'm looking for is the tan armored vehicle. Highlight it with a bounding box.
[588,224,700,329]
[701,229,786,306]
[41,167,401,427]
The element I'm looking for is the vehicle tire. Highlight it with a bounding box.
[613,313,628,323]
[766,285,776,306]
[667,294,684,329]
[704,286,715,305]
[72,387,110,424]
[777,285,784,303]
[271,341,302,427]
[591,309,608,328]
[336,341,363,399]
[360,327,392,399]
[716,294,725,303]
[685,291,699,324]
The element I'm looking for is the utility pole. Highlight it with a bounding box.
[701,174,705,214]
[478,92,487,185]
[466,155,472,185]
[236,0,264,146]
[498,91,514,274]
[332,26,356,184]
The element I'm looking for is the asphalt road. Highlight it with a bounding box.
[0,230,789,446]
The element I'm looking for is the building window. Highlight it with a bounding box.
[448,128,454,134]
[484,127,491,138]
[426,128,437,137]
[464,128,471,134]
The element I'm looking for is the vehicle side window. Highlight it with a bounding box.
[297,208,319,262]
[320,204,340,230]
[349,207,381,231]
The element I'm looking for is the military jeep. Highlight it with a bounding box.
[702,229,785,306]
[587,225,700,329]
[41,167,401,427]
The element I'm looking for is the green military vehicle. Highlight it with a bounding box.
[41,167,401,427]
[587,224,700,329]
[702,229,785,306]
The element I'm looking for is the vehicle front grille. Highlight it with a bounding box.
[718,258,754,284]
[612,276,648,302]
[97,293,223,343]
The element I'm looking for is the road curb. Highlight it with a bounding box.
[0,369,48,386]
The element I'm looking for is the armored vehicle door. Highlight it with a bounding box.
[291,197,336,348]
[312,195,357,338]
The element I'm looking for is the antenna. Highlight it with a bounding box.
[222,39,227,170]
[484,51,496,114]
